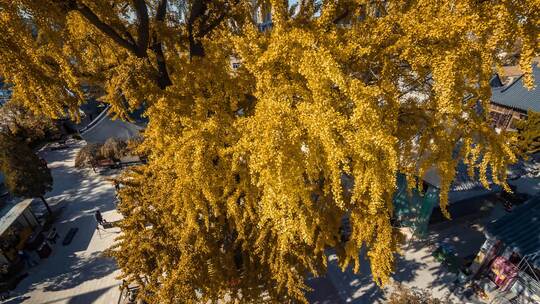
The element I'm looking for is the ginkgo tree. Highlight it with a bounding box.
[1,0,539,303]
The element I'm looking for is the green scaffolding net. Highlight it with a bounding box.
[393,174,440,238]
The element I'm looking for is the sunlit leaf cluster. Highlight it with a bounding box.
[1,0,539,303]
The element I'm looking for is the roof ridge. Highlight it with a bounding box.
[501,73,525,93]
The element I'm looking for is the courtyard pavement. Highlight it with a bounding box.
[307,202,511,304]
[307,244,461,304]
[7,140,122,304]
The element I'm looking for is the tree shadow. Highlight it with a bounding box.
[37,285,117,304]
[312,202,505,304]
[306,274,345,304]
[13,142,121,299]
[311,249,426,304]
[398,208,502,299]
[66,285,116,304]
[392,254,429,283]
[32,251,117,292]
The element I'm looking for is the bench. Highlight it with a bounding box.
[62,228,78,246]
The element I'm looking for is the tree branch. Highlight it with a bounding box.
[132,0,150,57]
[188,0,239,56]
[187,0,208,58]
[199,10,226,37]
[156,0,167,21]
[74,2,140,56]
[333,8,350,24]
[151,0,172,89]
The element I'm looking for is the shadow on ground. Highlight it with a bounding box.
[306,275,345,304]
[307,249,426,304]
[13,140,121,303]
[16,251,117,295]
[39,286,117,304]
[42,252,117,292]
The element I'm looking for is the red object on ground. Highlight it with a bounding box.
[490,256,518,288]
[97,159,114,167]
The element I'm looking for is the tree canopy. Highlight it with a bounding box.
[0,133,53,213]
[74,138,128,168]
[101,137,128,160]
[1,0,539,303]
[0,101,59,146]
[74,143,103,168]
[516,110,540,155]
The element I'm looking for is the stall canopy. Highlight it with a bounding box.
[0,199,33,237]
[485,196,540,268]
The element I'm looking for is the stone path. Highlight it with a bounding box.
[7,140,122,304]
[307,203,514,303]
[307,242,460,304]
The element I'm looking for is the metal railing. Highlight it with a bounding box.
[516,250,540,284]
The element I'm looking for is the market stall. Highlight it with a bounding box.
[0,199,39,265]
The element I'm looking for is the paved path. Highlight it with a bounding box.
[8,140,122,304]
[306,246,459,304]
[307,220,484,303]
[307,204,513,303]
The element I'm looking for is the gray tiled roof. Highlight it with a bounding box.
[423,161,501,204]
[485,196,540,268]
[491,64,540,112]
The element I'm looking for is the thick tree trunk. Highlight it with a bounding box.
[39,195,52,215]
